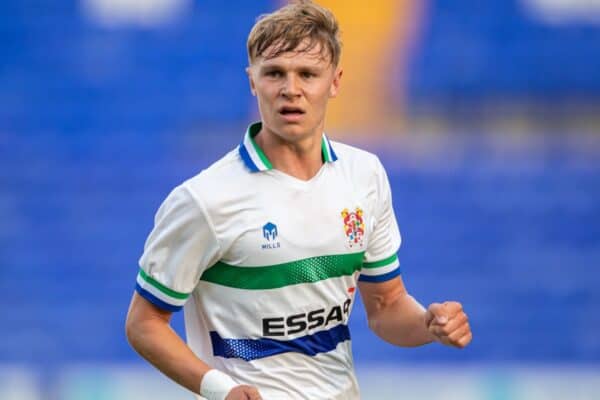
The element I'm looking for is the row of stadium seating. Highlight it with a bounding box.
[407,1,600,101]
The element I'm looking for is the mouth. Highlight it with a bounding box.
[278,106,306,119]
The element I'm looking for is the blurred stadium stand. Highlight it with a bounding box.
[1,0,599,399]
[408,1,600,100]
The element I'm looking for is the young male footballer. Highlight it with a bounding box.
[125,1,472,399]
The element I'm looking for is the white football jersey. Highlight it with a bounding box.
[136,122,402,399]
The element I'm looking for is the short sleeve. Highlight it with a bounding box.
[359,159,402,283]
[135,184,221,312]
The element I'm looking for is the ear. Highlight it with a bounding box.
[329,66,343,98]
[246,66,257,96]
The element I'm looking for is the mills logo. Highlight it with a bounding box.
[262,222,281,250]
[341,207,365,248]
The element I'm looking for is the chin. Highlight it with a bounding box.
[274,123,311,142]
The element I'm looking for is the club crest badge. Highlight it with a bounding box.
[341,207,365,248]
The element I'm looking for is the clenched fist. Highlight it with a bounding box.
[225,385,262,400]
[425,301,472,348]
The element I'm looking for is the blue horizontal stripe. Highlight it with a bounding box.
[358,266,401,283]
[239,143,259,173]
[210,324,351,361]
[135,283,183,312]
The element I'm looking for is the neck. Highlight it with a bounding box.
[255,126,324,181]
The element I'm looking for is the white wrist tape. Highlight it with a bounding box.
[200,369,238,400]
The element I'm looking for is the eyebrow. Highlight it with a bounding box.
[259,62,324,72]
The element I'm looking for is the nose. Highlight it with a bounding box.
[281,75,301,98]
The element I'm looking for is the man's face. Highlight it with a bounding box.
[247,41,342,143]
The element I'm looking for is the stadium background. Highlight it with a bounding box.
[1,0,599,399]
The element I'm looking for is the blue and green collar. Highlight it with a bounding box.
[238,122,338,173]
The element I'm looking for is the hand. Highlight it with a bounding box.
[425,301,472,348]
[225,385,262,400]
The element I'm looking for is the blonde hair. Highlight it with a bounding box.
[247,0,342,66]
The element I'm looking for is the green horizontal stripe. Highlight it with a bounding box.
[363,254,398,269]
[201,252,365,290]
[138,269,189,300]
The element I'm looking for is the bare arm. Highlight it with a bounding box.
[359,276,472,348]
[125,292,212,394]
[125,293,262,400]
[359,276,434,347]
[125,292,261,400]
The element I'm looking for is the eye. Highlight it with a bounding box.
[265,70,283,78]
[301,71,316,79]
